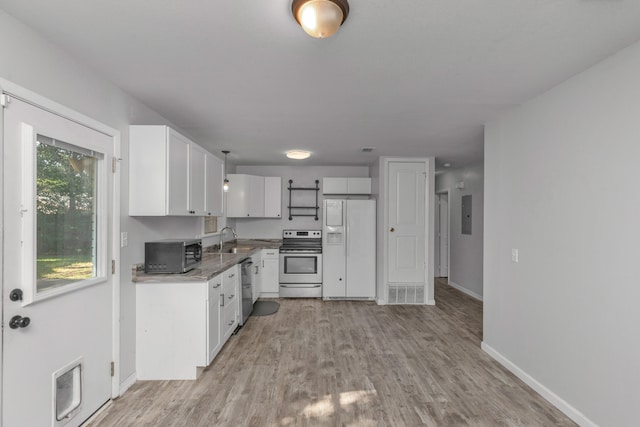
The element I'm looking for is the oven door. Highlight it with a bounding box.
[279,252,322,284]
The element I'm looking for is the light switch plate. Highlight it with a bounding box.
[511,248,519,263]
[121,232,128,248]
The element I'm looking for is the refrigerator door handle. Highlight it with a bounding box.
[346,205,350,257]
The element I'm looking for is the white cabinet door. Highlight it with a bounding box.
[323,177,348,194]
[388,161,426,283]
[205,153,223,216]
[189,143,207,215]
[226,174,250,217]
[264,176,282,218]
[208,275,222,363]
[227,174,265,217]
[261,249,280,294]
[347,177,372,194]
[167,128,190,215]
[249,175,265,217]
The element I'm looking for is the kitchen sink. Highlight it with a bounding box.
[222,246,254,254]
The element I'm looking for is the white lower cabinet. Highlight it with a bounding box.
[136,266,239,380]
[260,249,280,296]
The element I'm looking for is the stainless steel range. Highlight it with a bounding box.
[279,230,323,298]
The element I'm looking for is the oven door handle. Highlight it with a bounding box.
[279,284,322,288]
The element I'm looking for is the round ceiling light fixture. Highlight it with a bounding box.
[286,150,312,160]
[292,0,350,39]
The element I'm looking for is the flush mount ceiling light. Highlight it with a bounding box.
[292,0,350,39]
[286,150,312,160]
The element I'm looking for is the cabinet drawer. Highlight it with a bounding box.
[262,249,279,259]
[223,277,237,296]
[221,286,237,309]
[222,304,237,332]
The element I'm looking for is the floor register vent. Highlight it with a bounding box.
[387,285,425,304]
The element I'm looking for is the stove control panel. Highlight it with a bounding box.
[282,230,322,238]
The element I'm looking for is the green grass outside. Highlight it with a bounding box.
[37,255,93,280]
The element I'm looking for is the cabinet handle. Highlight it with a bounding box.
[213,283,221,288]
[228,294,235,300]
[220,294,224,307]
[228,320,234,326]
[228,273,235,278]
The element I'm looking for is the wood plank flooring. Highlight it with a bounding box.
[88,279,575,426]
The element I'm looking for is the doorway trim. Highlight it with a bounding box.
[0,78,122,401]
[435,189,451,280]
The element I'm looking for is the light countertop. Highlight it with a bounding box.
[133,239,280,283]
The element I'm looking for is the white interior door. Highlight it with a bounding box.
[388,161,426,283]
[2,97,113,426]
[438,194,449,277]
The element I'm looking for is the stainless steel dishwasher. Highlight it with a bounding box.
[239,258,254,326]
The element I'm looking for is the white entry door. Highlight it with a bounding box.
[2,97,113,426]
[388,161,426,283]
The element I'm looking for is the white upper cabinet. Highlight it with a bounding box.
[322,177,371,195]
[264,177,282,218]
[129,125,219,216]
[205,152,223,217]
[226,174,281,218]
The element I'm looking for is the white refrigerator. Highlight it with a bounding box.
[322,199,376,299]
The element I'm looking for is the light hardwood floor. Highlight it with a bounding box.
[88,279,575,426]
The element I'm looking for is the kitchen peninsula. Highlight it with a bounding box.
[134,239,280,380]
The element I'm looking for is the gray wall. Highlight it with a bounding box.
[484,40,640,426]
[234,165,369,238]
[0,10,207,388]
[435,162,484,299]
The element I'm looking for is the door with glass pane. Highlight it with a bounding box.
[2,97,113,427]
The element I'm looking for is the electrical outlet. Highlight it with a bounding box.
[511,248,519,263]
[121,232,128,248]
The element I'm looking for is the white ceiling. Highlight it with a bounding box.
[2,0,640,168]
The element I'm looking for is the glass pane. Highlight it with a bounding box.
[55,364,82,421]
[36,135,99,293]
[285,257,317,274]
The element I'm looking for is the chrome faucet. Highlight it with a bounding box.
[218,226,238,253]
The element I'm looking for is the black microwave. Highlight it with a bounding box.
[145,239,202,273]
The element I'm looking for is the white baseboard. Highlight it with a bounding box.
[481,342,597,427]
[119,372,137,396]
[376,298,386,305]
[426,299,436,305]
[80,400,112,426]
[447,280,483,301]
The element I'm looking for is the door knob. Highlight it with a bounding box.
[9,315,31,329]
[9,288,23,302]
[390,227,395,232]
